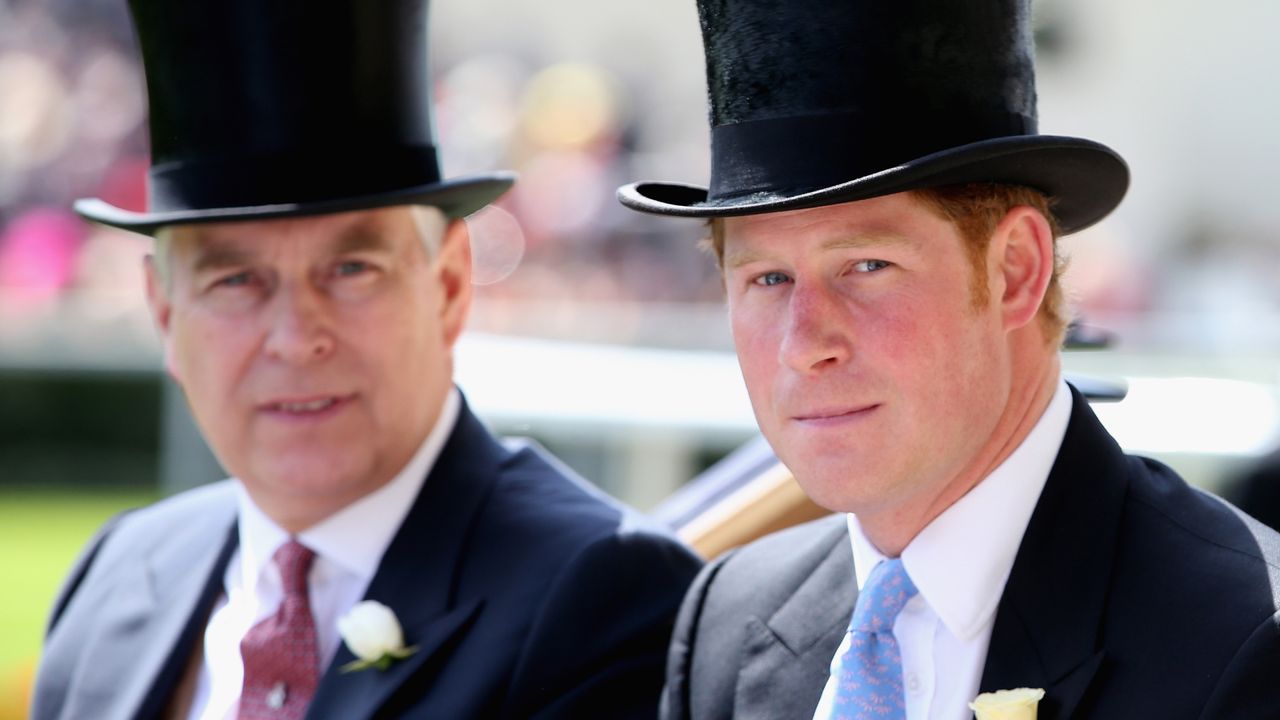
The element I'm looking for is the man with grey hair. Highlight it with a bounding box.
[33,2,699,718]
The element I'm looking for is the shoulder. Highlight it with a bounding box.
[682,512,847,641]
[662,514,847,719]
[1121,454,1280,594]
[100,481,236,543]
[36,481,236,718]
[1116,455,1280,640]
[1059,391,1280,611]
[49,481,236,623]
[72,481,237,580]
[700,513,848,607]
[481,437,696,563]
[1091,455,1280,714]
[459,434,701,614]
[474,440,703,717]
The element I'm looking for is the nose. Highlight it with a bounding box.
[263,282,335,364]
[778,280,851,373]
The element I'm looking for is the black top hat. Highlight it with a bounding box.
[76,0,513,235]
[618,0,1128,233]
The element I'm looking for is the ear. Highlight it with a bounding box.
[434,219,473,348]
[143,254,183,382]
[990,206,1054,333]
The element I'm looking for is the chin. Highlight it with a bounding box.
[789,452,908,515]
[255,452,371,496]
[788,463,864,514]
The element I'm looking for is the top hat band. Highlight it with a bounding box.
[147,144,442,213]
[708,109,1037,202]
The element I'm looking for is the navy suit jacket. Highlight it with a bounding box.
[34,398,702,720]
[662,386,1280,719]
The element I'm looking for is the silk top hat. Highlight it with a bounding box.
[75,0,514,235]
[618,0,1128,233]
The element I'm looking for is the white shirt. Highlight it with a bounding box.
[186,388,461,720]
[813,379,1072,720]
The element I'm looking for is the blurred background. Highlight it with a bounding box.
[1,0,1278,714]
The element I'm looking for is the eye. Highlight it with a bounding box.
[213,271,255,289]
[753,271,792,287]
[852,259,891,273]
[334,260,371,277]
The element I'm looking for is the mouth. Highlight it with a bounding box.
[260,394,354,417]
[792,403,880,425]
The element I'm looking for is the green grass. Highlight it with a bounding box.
[0,489,156,714]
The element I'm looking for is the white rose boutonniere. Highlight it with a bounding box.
[969,687,1046,720]
[337,601,419,672]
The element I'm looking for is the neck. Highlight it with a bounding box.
[860,348,1061,557]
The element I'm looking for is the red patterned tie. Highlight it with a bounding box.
[238,540,319,720]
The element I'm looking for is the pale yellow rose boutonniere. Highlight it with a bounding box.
[337,601,420,672]
[970,687,1046,720]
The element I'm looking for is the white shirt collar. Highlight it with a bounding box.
[234,387,462,592]
[848,377,1072,641]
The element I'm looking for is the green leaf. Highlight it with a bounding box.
[339,658,378,673]
[337,646,420,673]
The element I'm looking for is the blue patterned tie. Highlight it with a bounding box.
[831,558,918,720]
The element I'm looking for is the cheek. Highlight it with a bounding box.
[168,319,206,384]
[729,305,780,384]
[866,291,980,392]
[886,300,1001,419]
[342,298,438,381]
[857,290,935,354]
[171,314,255,395]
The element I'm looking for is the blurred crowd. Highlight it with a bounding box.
[0,0,723,354]
[0,0,151,328]
[2,0,1279,355]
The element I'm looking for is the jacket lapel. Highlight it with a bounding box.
[65,491,238,720]
[307,399,505,720]
[735,520,854,720]
[979,387,1129,719]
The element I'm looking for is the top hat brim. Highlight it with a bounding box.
[618,135,1127,234]
[75,172,516,237]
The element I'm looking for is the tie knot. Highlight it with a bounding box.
[851,558,917,635]
[274,539,315,597]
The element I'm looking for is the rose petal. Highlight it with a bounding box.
[969,688,1046,720]
[337,600,405,661]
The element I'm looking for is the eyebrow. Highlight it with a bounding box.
[724,233,914,269]
[332,225,394,255]
[185,220,394,274]
[190,243,254,274]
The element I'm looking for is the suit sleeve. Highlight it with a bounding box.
[660,552,731,720]
[1197,610,1280,719]
[503,529,703,720]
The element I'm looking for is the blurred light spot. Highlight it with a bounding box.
[74,49,146,145]
[0,206,84,302]
[0,52,74,170]
[521,63,617,150]
[437,54,524,175]
[466,204,525,285]
[513,150,605,240]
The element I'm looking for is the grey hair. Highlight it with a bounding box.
[151,205,450,294]
[407,204,447,258]
[152,225,174,292]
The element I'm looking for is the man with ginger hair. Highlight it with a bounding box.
[32,1,699,718]
[619,0,1280,718]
